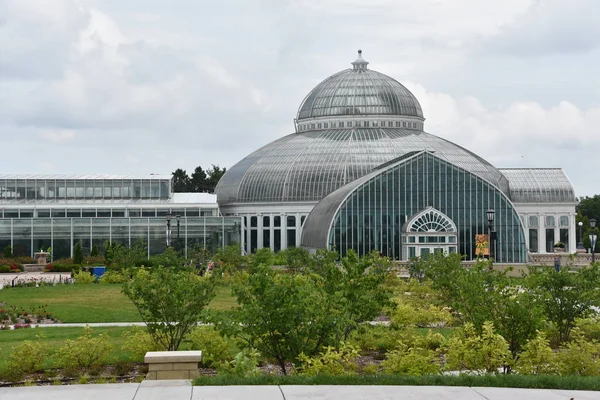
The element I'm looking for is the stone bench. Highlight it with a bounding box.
[144,351,202,380]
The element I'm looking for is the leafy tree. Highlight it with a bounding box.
[105,240,147,270]
[284,247,312,274]
[526,264,600,343]
[73,241,84,265]
[149,246,184,269]
[172,168,191,192]
[90,244,100,257]
[207,165,227,192]
[213,243,245,273]
[3,244,12,258]
[123,266,216,351]
[190,166,208,192]
[215,264,343,374]
[577,194,600,249]
[310,250,393,340]
[420,254,544,358]
[248,247,274,268]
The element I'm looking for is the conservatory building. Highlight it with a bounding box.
[215,50,577,263]
[0,174,241,259]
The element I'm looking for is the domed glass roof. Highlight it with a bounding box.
[216,128,509,204]
[297,50,424,121]
[215,52,508,205]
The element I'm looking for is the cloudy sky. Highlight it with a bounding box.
[1,0,598,196]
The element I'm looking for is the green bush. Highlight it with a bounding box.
[445,322,511,374]
[99,270,128,284]
[298,344,360,376]
[4,337,48,380]
[557,328,600,376]
[121,327,165,362]
[187,326,236,368]
[574,316,600,342]
[47,264,79,272]
[514,331,558,375]
[0,265,11,273]
[347,325,401,354]
[217,348,261,377]
[73,270,95,284]
[381,343,440,376]
[56,326,113,369]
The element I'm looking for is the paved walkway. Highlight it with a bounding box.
[0,272,71,287]
[0,381,598,399]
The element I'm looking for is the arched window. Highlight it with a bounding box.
[403,207,458,260]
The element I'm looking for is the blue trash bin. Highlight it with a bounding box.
[90,266,106,278]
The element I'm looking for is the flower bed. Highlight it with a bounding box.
[0,302,60,329]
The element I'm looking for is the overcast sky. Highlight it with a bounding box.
[1,0,598,196]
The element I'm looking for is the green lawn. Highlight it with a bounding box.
[0,326,136,372]
[0,283,237,323]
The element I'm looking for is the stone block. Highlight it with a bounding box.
[144,351,202,363]
[188,370,201,379]
[146,371,157,380]
[172,362,199,370]
[156,370,190,380]
[148,363,174,371]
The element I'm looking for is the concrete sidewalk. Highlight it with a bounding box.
[0,381,598,400]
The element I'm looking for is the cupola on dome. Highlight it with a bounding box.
[296,50,424,121]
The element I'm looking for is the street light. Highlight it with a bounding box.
[166,212,172,248]
[577,221,585,251]
[486,209,495,262]
[590,218,597,264]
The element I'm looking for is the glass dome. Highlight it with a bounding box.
[215,51,508,205]
[216,128,509,204]
[297,50,424,121]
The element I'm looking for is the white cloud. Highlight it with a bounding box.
[38,130,77,142]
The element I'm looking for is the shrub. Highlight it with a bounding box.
[188,326,236,368]
[0,265,10,273]
[381,343,440,376]
[514,331,558,375]
[217,348,261,377]
[121,327,165,362]
[348,325,401,355]
[99,270,128,284]
[445,322,511,374]
[298,344,360,376]
[123,266,216,351]
[4,337,48,380]
[73,241,84,265]
[56,326,113,369]
[574,316,600,342]
[557,328,600,376]
[73,270,95,284]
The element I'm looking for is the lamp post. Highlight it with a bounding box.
[486,209,495,262]
[166,212,172,248]
[577,221,585,251]
[590,218,597,265]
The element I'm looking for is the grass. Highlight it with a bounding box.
[0,283,237,323]
[194,374,600,391]
[0,326,136,372]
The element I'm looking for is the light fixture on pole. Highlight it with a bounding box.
[166,212,172,248]
[486,209,495,262]
[577,221,585,251]
[590,218,597,265]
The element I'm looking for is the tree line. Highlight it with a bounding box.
[171,165,227,193]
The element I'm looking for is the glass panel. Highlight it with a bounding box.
[559,216,569,227]
[528,215,538,227]
[529,229,538,252]
[545,216,555,227]
[546,229,555,252]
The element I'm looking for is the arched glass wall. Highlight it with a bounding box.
[327,152,527,263]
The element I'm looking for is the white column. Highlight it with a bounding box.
[257,214,263,249]
[295,215,302,248]
[269,215,275,252]
[245,216,252,255]
[539,214,546,253]
[281,214,288,250]
[569,213,577,253]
